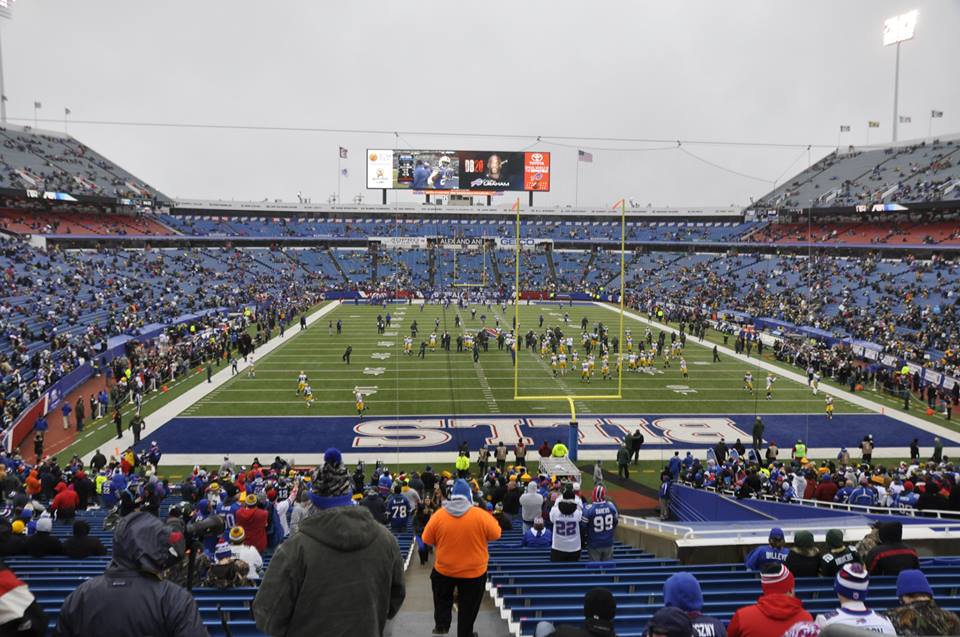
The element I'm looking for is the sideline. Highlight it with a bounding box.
[81,301,342,464]
[594,301,960,452]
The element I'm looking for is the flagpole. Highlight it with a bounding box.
[928,114,932,139]
[575,155,580,207]
[337,154,341,204]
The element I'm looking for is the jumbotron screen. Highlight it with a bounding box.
[366,149,550,192]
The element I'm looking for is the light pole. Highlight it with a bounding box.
[0,0,14,125]
[883,10,918,143]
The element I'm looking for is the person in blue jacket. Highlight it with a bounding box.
[522,516,552,548]
[385,484,412,531]
[745,527,789,571]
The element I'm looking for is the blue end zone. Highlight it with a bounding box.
[140,413,944,456]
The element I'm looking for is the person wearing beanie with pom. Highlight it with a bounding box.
[254,448,405,637]
[814,563,895,633]
[662,572,726,637]
[883,569,960,635]
[728,563,812,637]
[204,541,252,590]
[228,525,263,581]
[818,528,860,577]
[422,478,501,636]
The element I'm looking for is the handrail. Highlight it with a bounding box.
[618,515,695,537]
[696,483,960,520]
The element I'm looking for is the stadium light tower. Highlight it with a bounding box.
[883,9,918,143]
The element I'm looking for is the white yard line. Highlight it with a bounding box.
[593,301,960,445]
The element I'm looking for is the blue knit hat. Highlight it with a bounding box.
[450,479,472,501]
[896,569,933,598]
[835,563,870,601]
[663,572,703,612]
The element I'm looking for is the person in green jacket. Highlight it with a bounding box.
[253,448,405,637]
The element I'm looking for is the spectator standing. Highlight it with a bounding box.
[582,485,618,562]
[819,529,860,578]
[662,572,727,637]
[784,531,820,578]
[617,444,630,480]
[883,569,960,636]
[751,417,764,454]
[421,478,501,637]
[744,527,789,571]
[55,512,207,637]
[549,486,582,562]
[520,481,544,533]
[515,439,527,467]
[630,429,644,465]
[253,448,405,637]
[814,563,895,633]
[727,564,812,637]
[235,494,268,553]
[866,521,919,575]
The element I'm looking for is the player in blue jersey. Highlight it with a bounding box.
[582,485,619,562]
[745,527,789,571]
[385,484,412,531]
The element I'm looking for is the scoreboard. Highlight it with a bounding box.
[366,149,550,192]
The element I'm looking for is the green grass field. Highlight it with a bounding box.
[180,301,871,420]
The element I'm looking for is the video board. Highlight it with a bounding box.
[366,149,550,192]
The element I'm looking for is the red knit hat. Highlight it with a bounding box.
[761,564,795,596]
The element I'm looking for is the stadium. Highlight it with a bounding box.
[1,2,960,637]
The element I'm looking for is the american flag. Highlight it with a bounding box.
[839,125,851,132]
[578,149,593,163]
[931,110,944,118]
[339,146,348,159]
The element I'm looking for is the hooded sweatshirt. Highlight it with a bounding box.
[664,572,728,637]
[253,505,405,637]
[55,512,207,637]
[727,594,812,637]
[422,497,501,579]
[519,482,544,523]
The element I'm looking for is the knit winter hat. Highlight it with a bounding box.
[835,563,870,601]
[761,563,795,596]
[794,530,815,549]
[10,520,25,535]
[228,526,245,543]
[450,479,472,501]
[214,542,233,561]
[896,569,933,598]
[310,448,354,509]
[663,572,704,612]
[825,529,844,549]
[36,516,53,533]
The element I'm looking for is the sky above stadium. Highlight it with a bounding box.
[2,1,958,207]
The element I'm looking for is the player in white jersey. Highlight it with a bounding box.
[571,350,579,364]
[558,353,567,374]
[628,352,638,371]
[765,373,775,400]
[429,332,437,351]
[825,395,834,420]
[679,357,688,379]
[296,371,308,395]
[812,372,821,395]
[601,356,610,380]
[743,372,754,393]
[303,383,315,407]
[550,354,558,376]
[580,360,590,383]
[404,336,413,355]
[355,390,366,419]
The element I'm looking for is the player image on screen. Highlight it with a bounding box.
[485,154,505,180]
[429,155,456,189]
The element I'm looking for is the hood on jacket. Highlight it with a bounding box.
[756,593,808,621]
[442,496,473,517]
[111,511,179,575]
[558,500,578,515]
[299,504,382,551]
[879,521,903,543]
[525,483,538,495]
[663,572,703,612]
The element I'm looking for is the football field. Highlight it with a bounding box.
[123,299,960,465]
[182,301,863,420]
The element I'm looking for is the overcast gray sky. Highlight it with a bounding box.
[2,0,957,207]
